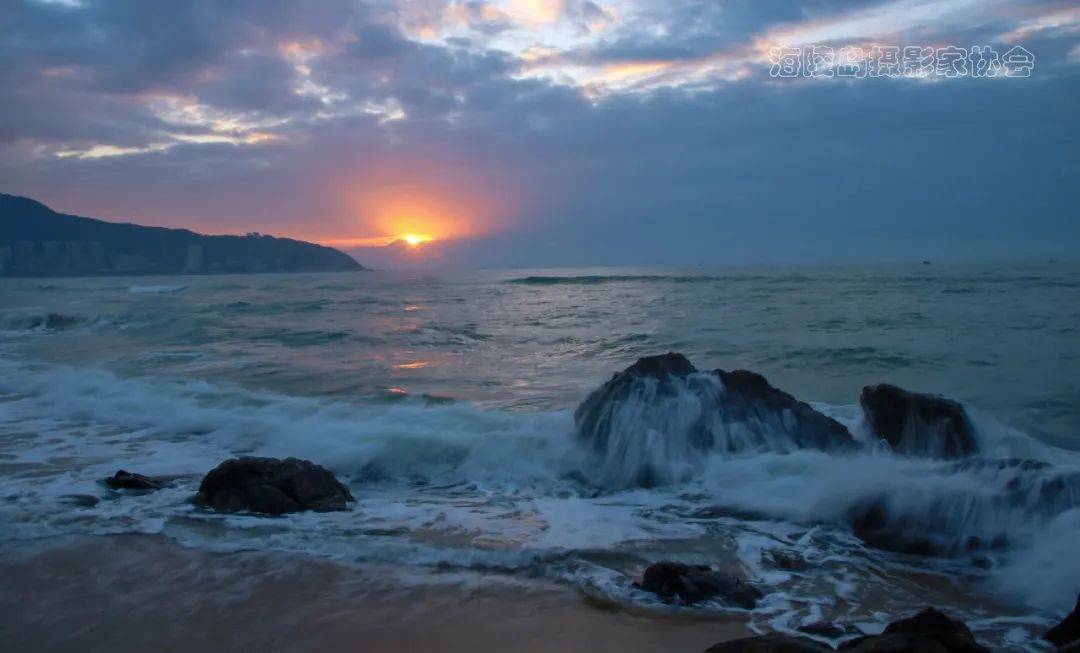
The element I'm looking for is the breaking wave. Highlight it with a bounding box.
[1,358,1079,617]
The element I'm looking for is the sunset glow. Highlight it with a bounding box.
[402,233,433,247]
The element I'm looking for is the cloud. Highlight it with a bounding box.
[1,0,1077,267]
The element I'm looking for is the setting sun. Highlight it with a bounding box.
[402,233,433,247]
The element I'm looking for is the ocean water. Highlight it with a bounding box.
[2,262,1079,649]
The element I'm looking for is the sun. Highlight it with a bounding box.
[401,233,433,247]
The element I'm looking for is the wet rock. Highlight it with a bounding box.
[1046,593,1080,648]
[848,501,940,556]
[846,492,1015,558]
[637,561,763,609]
[764,549,808,571]
[704,633,833,652]
[860,384,977,458]
[574,352,702,454]
[574,353,854,487]
[622,352,698,378]
[712,369,855,452]
[193,457,353,515]
[104,470,167,491]
[839,608,989,652]
[798,621,863,639]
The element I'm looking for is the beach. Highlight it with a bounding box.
[0,534,748,653]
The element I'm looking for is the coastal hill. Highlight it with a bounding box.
[0,193,364,276]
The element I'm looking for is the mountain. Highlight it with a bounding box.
[0,193,363,276]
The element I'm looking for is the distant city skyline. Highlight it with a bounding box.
[2,0,1078,268]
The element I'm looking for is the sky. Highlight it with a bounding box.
[1,0,1078,268]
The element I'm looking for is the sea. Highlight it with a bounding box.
[1,262,1079,650]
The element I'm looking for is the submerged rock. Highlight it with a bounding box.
[574,353,854,487]
[848,501,942,557]
[637,561,763,609]
[797,621,863,640]
[764,549,808,572]
[698,610,991,652]
[193,457,353,515]
[61,494,100,508]
[839,608,989,652]
[104,470,167,491]
[1046,594,1080,649]
[44,312,78,329]
[860,384,977,458]
[846,456,1079,557]
[704,633,833,652]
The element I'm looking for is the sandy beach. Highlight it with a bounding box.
[0,534,750,653]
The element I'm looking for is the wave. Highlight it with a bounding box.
[1,359,1079,614]
[507,274,722,285]
[128,285,185,294]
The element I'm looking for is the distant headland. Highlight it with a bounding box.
[0,193,364,277]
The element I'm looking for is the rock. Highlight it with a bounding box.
[860,384,977,458]
[798,621,863,639]
[623,352,698,378]
[848,501,941,556]
[104,470,167,491]
[1046,593,1080,648]
[192,457,353,515]
[637,561,763,609]
[705,633,833,652]
[61,494,99,508]
[712,369,855,452]
[848,497,1009,557]
[764,549,808,571]
[839,608,989,652]
[573,352,700,450]
[573,353,854,487]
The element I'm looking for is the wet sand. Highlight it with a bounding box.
[0,534,749,653]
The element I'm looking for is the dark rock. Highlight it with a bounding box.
[764,549,808,571]
[1046,593,1080,648]
[637,561,763,609]
[573,353,854,487]
[798,621,863,639]
[104,470,167,491]
[846,488,1019,557]
[848,501,941,556]
[623,352,698,378]
[705,633,833,652]
[574,353,700,450]
[764,550,807,569]
[860,384,977,458]
[713,369,856,452]
[839,608,989,652]
[61,494,99,508]
[969,555,993,569]
[193,457,353,515]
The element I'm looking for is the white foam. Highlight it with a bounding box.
[0,357,1078,646]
